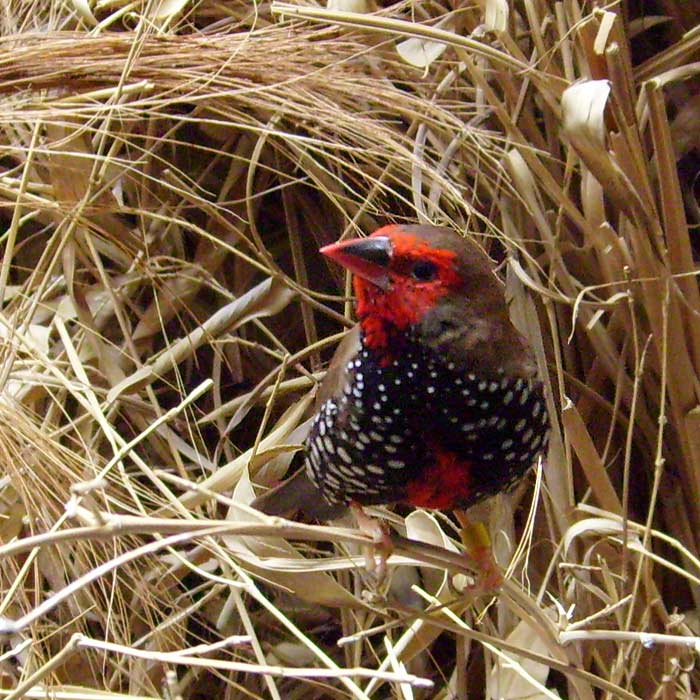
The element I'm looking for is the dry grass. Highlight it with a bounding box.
[0,0,699,698]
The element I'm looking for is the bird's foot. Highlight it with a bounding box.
[350,501,393,583]
[455,512,503,595]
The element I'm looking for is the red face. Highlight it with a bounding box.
[321,225,462,351]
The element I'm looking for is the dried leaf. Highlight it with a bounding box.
[482,0,509,33]
[396,36,448,69]
[69,0,98,25]
[327,0,373,11]
[150,0,190,21]
[487,612,557,700]
[389,512,464,663]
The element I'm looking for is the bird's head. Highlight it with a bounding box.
[321,224,525,371]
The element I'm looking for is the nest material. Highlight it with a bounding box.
[1,1,700,698]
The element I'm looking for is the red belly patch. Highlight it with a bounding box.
[405,446,472,509]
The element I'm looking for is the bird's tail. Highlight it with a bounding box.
[250,468,347,520]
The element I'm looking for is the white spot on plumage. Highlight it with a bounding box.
[505,452,516,461]
[378,383,385,392]
[323,436,335,454]
[337,446,351,464]
[519,387,530,405]
[356,372,363,382]
[478,381,487,391]
[503,391,514,405]
[489,382,499,392]
[514,418,527,432]
[358,432,370,444]
[369,430,382,441]
[334,463,356,477]
[385,444,397,454]
[366,464,385,475]
[427,386,435,394]
[318,420,326,436]
[501,439,513,450]
[390,434,402,444]
[482,453,494,460]
[480,400,489,410]
[373,401,381,410]
[531,435,543,450]
[388,459,405,469]
[522,428,534,444]
[496,418,507,430]
[462,422,475,432]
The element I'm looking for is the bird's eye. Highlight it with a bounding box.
[411,260,438,281]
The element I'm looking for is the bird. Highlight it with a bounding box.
[252,223,549,582]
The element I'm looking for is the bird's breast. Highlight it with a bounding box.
[305,340,549,510]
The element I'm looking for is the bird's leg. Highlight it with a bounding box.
[350,501,393,582]
[454,509,503,593]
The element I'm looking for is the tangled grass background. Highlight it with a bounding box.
[1,1,700,698]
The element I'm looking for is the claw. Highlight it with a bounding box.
[455,510,503,594]
[350,501,393,582]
